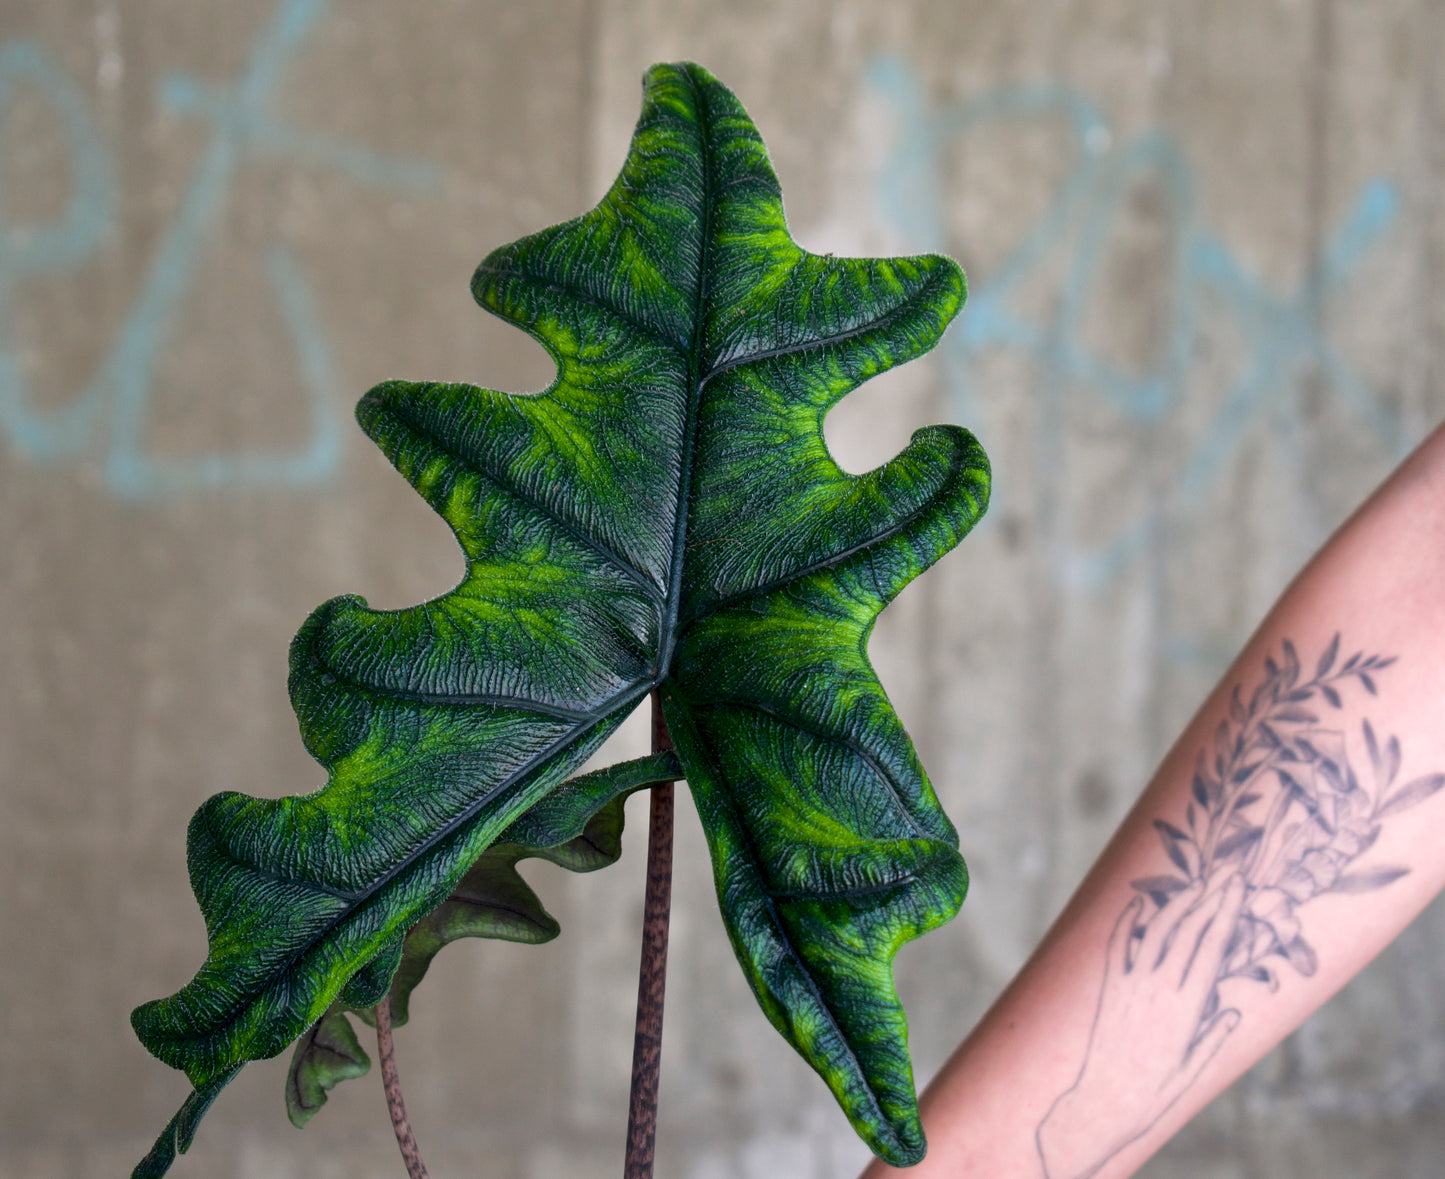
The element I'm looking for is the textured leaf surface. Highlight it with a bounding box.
[284,754,677,1127]
[132,61,987,1169]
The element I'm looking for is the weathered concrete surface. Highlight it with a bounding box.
[1,0,1443,1175]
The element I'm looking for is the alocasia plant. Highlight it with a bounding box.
[131,60,989,1175]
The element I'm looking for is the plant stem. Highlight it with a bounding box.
[624,693,675,1179]
[376,994,430,1179]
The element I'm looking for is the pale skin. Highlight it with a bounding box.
[860,421,1445,1178]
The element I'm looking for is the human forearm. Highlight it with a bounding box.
[862,424,1445,1178]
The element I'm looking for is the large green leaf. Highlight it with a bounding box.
[131,60,987,1169]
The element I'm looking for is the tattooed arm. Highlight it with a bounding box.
[858,422,1445,1179]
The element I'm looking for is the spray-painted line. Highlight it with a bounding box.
[866,57,1402,597]
[0,0,442,498]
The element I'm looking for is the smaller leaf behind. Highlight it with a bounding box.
[283,751,681,1128]
[387,751,680,1024]
[285,1010,370,1129]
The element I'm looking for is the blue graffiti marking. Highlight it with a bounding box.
[0,0,442,497]
[1180,179,1401,500]
[866,58,1402,590]
[0,42,113,275]
[0,39,115,465]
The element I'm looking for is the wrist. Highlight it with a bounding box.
[1035,1080,1122,1179]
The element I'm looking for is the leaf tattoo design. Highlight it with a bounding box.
[131,61,989,1173]
[1131,635,1435,1001]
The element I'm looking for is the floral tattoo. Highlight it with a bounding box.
[1036,636,1444,1179]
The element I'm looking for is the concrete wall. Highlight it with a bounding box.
[2,1,1443,1175]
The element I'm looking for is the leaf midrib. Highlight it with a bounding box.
[656,67,717,678]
